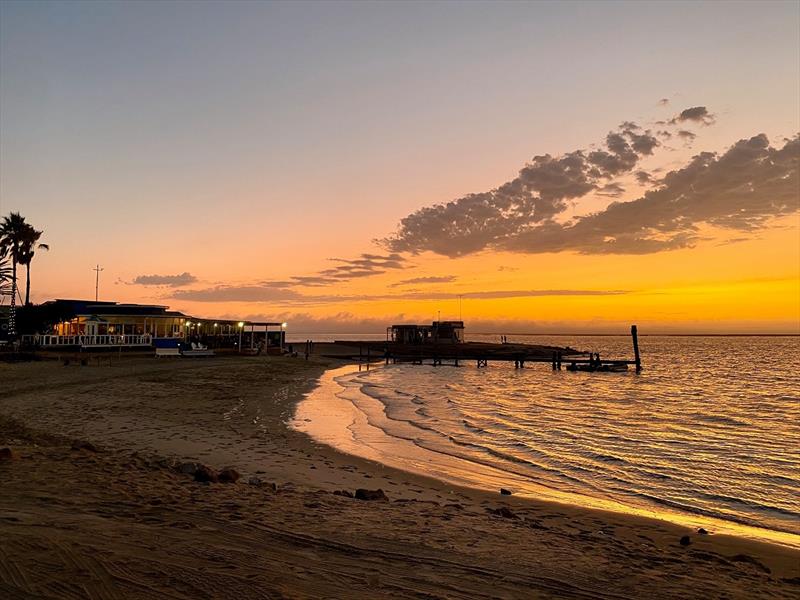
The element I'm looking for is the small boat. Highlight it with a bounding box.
[566,362,628,373]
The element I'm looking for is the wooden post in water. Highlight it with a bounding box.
[631,325,642,372]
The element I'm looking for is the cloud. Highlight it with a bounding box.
[399,289,628,300]
[315,252,407,281]
[172,285,301,302]
[634,170,653,184]
[658,98,670,106]
[677,129,697,143]
[288,276,339,287]
[505,134,799,253]
[385,134,799,256]
[206,311,796,335]
[250,252,409,291]
[669,106,715,126]
[389,275,457,288]
[132,272,197,287]
[598,182,626,197]
[168,284,627,304]
[382,122,659,257]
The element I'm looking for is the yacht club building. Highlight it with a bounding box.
[22,299,286,350]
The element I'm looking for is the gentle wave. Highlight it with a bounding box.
[294,335,800,546]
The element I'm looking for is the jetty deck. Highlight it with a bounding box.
[315,325,643,372]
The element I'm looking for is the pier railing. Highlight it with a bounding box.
[21,334,154,348]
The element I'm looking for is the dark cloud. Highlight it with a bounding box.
[506,134,799,253]
[597,182,626,197]
[258,253,409,290]
[383,122,659,257]
[389,275,457,288]
[658,98,670,106]
[677,129,697,142]
[287,276,338,287]
[669,106,715,126]
[132,272,197,287]
[318,253,407,280]
[386,134,799,256]
[635,170,653,184]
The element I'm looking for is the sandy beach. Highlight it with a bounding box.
[1,353,798,599]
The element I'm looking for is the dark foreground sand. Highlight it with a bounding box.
[1,354,798,599]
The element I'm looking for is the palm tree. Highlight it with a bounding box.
[18,225,49,305]
[0,212,31,335]
[0,245,12,300]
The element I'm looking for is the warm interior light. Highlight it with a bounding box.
[238,322,244,328]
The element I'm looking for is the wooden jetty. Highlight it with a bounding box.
[323,325,643,373]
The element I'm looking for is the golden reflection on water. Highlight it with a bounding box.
[293,336,800,550]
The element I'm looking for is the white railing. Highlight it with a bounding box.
[21,334,154,347]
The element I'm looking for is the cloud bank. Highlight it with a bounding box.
[132,272,197,287]
[389,275,457,288]
[384,133,799,257]
[171,286,626,304]
[379,121,661,257]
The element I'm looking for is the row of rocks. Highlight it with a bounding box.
[332,488,389,501]
[172,461,240,484]
[680,528,710,546]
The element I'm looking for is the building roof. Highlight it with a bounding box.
[42,299,284,327]
[391,321,464,329]
[43,299,189,319]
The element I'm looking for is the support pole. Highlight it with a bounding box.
[631,325,642,372]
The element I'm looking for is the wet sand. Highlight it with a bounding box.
[1,354,798,599]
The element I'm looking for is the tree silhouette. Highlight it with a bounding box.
[18,225,49,305]
[0,212,50,336]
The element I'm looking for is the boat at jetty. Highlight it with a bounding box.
[566,362,629,373]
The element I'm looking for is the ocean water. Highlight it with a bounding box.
[293,335,800,547]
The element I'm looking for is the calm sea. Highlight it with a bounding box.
[293,335,800,547]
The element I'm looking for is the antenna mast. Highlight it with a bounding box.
[93,264,104,301]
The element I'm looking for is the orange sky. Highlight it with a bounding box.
[1,2,798,333]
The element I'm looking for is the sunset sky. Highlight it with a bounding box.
[1,1,798,333]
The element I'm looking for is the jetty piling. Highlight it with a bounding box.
[631,325,642,372]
